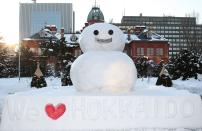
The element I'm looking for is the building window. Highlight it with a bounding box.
[156,48,163,56]
[75,50,82,57]
[147,48,154,56]
[29,48,35,53]
[38,48,42,55]
[137,48,144,56]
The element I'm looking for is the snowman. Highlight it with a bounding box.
[70,23,137,93]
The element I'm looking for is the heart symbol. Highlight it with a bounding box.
[45,103,66,120]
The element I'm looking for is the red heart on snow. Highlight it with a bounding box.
[45,103,66,120]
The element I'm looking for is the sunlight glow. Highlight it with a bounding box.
[3,34,19,45]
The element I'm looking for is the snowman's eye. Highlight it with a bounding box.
[94,30,99,35]
[108,30,113,35]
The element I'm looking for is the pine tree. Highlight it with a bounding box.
[40,37,76,86]
[0,48,17,78]
[166,50,200,80]
[15,46,35,77]
[135,57,162,78]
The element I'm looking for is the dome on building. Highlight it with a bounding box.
[87,6,104,23]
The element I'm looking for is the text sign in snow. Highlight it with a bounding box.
[1,94,202,130]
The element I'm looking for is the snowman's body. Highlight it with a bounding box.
[70,23,137,93]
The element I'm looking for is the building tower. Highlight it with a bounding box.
[87,1,104,25]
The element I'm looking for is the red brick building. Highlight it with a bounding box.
[126,40,169,63]
[124,28,169,63]
[21,5,169,64]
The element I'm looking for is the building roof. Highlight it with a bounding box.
[55,33,80,45]
[24,29,59,41]
[125,29,168,43]
[87,6,104,22]
[24,26,167,47]
[137,29,167,41]
[55,29,167,44]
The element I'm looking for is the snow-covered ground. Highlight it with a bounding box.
[0,75,202,120]
[137,75,202,95]
[0,75,202,131]
[0,77,60,119]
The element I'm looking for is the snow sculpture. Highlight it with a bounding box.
[1,87,202,131]
[70,23,137,92]
[79,23,125,52]
[1,23,202,131]
[31,62,47,88]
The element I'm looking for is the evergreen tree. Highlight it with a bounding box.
[15,46,35,77]
[0,48,17,78]
[40,37,76,86]
[135,57,148,78]
[166,50,200,80]
[135,57,162,78]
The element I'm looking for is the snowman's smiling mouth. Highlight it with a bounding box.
[95,37,112,44]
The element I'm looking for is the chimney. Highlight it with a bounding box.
[61,28,65,38]
[32,0,36,3]
[73,11,75,33]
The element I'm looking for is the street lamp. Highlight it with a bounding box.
[18,41,21,82]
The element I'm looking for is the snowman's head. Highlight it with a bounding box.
[79,23,125,52]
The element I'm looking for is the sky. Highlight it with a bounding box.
[0,0,202,44]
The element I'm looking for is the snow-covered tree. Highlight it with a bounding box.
[135,57,162,78]
[40,37,76,86]
[135,57,148,78]
[166,50,200,80]
[199,54,202,73]
[15,46,35,77]
[0,48,17,78]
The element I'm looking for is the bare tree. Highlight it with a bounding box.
[181,11,202,52]
[186,11,200,24]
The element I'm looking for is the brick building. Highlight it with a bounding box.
[125,26,169,63]
[22,5,169,64]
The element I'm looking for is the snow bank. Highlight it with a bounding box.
[1,86,202,130]
[0,77,61,119]
[134,76,202,95]
[0,76,202,130]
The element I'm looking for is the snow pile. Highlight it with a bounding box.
[0,77,61,119]
[174,76,202,95]
[135,76,202,95]
[0,76,202,118]
[1,86,202,130]
[0,78,32,116]
[0,77,201,130]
